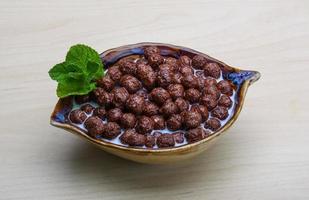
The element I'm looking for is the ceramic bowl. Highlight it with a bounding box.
[50,42,260,164]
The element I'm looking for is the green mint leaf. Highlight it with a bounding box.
[48,44,104,98]
[65,63,84,73]
[48,62,84,81]
[56,77,96,98]
[65,44,103,69]
[48,62,69,81]
[67,72,85,80]
[86,61,103,80]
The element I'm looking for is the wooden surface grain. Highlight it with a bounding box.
[1,0,309,199]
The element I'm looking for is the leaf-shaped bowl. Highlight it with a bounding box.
[50,42,260,164]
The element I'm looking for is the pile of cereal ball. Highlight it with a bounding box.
[69,46,234,148]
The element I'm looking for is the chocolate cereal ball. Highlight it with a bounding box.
[136,116,155,134]
[120,129,136,144]
[148,54,164,68]
[177,55,191,67]
[157,69,174,88]
[175,98,189,112]
[107,65,122,82]
[179,65,194,75]
[136,63,156,89]
[120,129,146,146]
[143,101,159,116]
[102,122,121,139]
[144,46,160,58]
[182,74,199,89]
[128,134,146,146]
[93,88,113,108]
[96,75,115,92]
[107,108,123,123]
[118,57,137,75]
[192,55,207,69]
[145,134,156,148]
[149,87,171,105]
[151,115,165,130]
[120,75,142,94]
[80,104,94,114]
[166,114,183,131]
[205,118,221,131]
[121,113,137,129]
[164,57,178,71]
[126,94,145,114]
[167,84,184,100]
[184,88,201,103]
[186,127,209,143]
[157,134,175,148]
[204,77,217,87]
[93,107,106,120]
[160,101,179,117]
[191,104,209,122]
[203,85,221,100]
[212,106,229,120]
[92,87,105,100]
[204,63,221,79]
[217,80,233,96]
[218,94,232,108]
[84,116,105,137]
[200,94,218,111]
[69,109,87,124]
[111,87,129,108]
[183,110,202,129]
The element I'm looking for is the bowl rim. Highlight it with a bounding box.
[50,42,256,154]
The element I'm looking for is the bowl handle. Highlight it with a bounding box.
[227,70,261,86]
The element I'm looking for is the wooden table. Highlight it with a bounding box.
[1,0,309,199]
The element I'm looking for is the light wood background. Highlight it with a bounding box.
[1,0,309,199]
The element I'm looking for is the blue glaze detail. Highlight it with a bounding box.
[227,71,255,85]
[131,47,144,54]
[55,112,65,123]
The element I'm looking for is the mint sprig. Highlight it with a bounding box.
[48,44,104,98]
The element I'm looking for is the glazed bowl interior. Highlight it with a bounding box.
[50,42,260,163]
